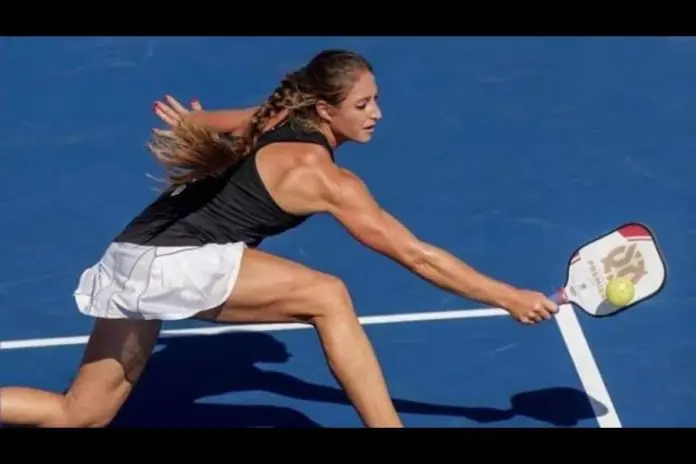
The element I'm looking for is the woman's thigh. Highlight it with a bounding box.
[194,246,351,325]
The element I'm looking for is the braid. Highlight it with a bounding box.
[238,69,318,155]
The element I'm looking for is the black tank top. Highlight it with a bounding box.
[113,120,334,248]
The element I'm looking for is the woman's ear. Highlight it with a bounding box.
[315,100,334,123]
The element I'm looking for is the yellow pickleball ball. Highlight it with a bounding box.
[605,276,635,307]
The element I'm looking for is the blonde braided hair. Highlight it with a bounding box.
[148,50,372,186]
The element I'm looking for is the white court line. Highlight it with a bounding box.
[0,305,620,428]
[0,307,507,350]
[554,304,622,428]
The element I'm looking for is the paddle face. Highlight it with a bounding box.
[554,223,667,317]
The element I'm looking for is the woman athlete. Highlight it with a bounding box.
[0,49,557,428]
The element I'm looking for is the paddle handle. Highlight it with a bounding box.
[548,288,570,305]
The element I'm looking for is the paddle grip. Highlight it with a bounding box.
[548,288,569,305]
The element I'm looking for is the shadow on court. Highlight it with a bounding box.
[108,331,609,427]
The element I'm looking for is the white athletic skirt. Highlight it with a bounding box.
[73,241,247,320]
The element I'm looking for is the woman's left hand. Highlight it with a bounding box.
[153,95,203,129]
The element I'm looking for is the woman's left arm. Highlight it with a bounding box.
[154,95,258,135]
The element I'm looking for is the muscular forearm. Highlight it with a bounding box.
[189,107,259,134]
[409,242,520,308]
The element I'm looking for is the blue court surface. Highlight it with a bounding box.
[0,37,694,427]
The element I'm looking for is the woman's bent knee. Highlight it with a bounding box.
[306,274,355,320]
[56,399,117,428]
[56,411,114,428]
[35,392,118,428]
[58,318,162,427]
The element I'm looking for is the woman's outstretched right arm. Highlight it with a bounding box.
[268,146,558,325]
